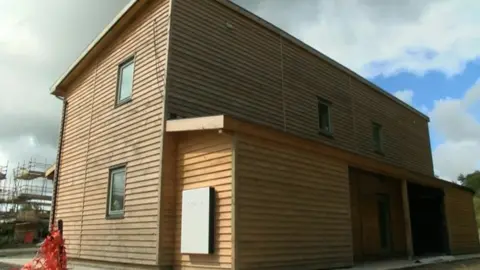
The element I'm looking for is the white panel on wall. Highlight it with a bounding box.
[180,187,215,254]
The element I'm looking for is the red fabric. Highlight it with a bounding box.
[18,229,67,270]
[23,232,34,244]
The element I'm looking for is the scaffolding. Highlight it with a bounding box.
[0,162,7,181]
[0,162,11,220]
[13,158,53,204]
[0,158,53,244]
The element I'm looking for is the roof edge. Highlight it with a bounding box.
[51,0,428,121]
[215,0,429,122]
[166,115,226,132]
[50,0,140,96]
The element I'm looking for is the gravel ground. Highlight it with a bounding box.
[1,259,480,270]
[408,258,480,269]
[0,262,21,270]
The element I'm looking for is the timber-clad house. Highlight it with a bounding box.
[48,0,480,269]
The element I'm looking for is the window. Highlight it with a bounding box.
[318,98,332,134]
[116,57,135,105]
[372,122,383,153]
[107,166,126,217]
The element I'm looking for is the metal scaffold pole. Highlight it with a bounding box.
[0,157,54,246]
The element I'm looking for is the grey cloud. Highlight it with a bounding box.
[234,0,439,30]
[236,0,478,79]
[0,0,130,167]
[0,112,60,148]
[233,0,320,32]
[359,0,438,23]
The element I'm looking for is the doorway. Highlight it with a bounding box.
[408,183,450,256]
[349,168,407,262]
[377,194,392,253]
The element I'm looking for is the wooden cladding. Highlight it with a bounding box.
[172,132,234,269]
[445,188,480,255]
[54,0,170,266]
[50,0,480,267]
[166,0,434,176]
[235,134,353,270]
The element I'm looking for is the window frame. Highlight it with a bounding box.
[115,56,136,106]
[317,97,333,137]
[372,122,384,154]
[106,164,127,219]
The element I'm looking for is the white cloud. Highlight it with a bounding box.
[430,98,480,141]
[464,79,480,106]
[393,89,414,105]
[429,79,480,180]
[432,141,480,181]
[237,0,480,78]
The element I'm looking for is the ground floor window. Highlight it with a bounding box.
[107,166,126,217]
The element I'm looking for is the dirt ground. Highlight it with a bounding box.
[409,258,480,269]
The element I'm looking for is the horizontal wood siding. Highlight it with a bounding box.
[174,132,233,270]
[236,134,352,270]
[351,80,432,176]
[55,64,96,257]
[56,0,170,266]
[445,188,480,254]
[167,0,433,176]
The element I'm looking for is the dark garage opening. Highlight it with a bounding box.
[408,182,450,257]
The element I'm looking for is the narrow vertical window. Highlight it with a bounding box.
[318,98,332,135]
[116,57,135,105]
[373,122,383,153]
[107,166,126,217]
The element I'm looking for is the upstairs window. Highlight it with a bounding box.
[373,122,383,153]
[116,57,135,105]
[318,97,332,135]
[107,166,126,217]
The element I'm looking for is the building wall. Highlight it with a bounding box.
[166,0,434,176]
[445,188,480,255]
[235,134,353,270]
[54,0,170,265]
[172,131,234,270]
[349,168,406,262]
[159,133,177,267]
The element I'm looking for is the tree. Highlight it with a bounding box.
[458,173,466,185]
[458,171,480,194]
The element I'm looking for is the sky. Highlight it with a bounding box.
[0,0,479,182]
